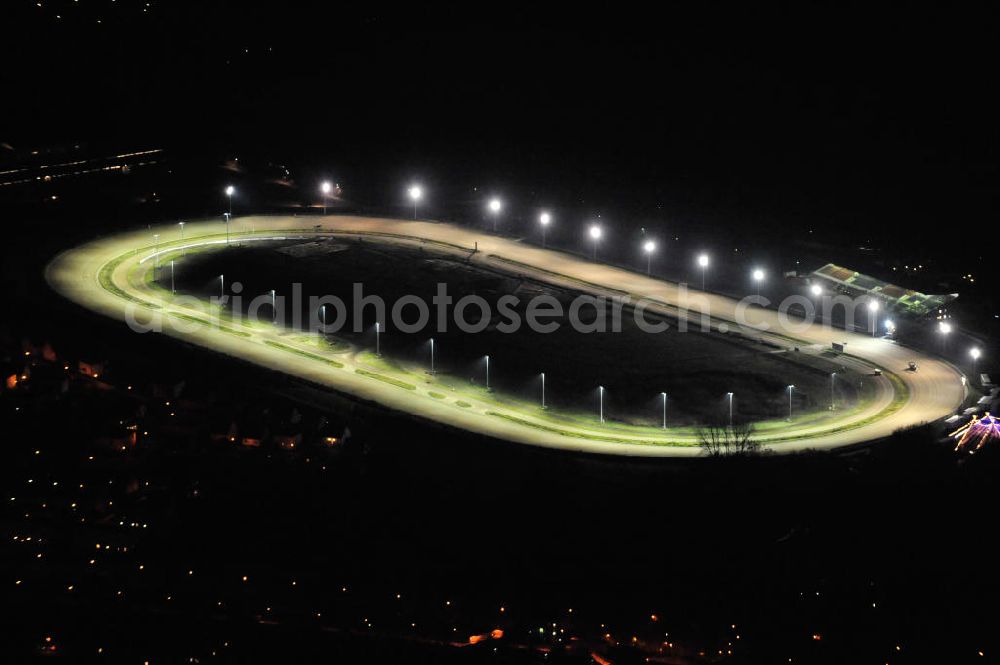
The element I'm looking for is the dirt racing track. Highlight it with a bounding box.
[45,215,968,456]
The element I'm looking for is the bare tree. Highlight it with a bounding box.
[698,423,762,457]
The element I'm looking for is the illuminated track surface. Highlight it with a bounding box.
[46,216,966,456]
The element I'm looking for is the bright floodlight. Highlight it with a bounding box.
[643,240,656,254]
[408,185,422,201]
[970,348,981,360]
[810,284,822,296]
[697,254,709,268]
[885,319,895,329]
[589,224,602,240]
[868,300,879,312]
[225,185,235,196]
[321,181,332,194]
[752,268,764,282]
[488,198,502,213]
[939,321,953,334]
[539,212,551,226]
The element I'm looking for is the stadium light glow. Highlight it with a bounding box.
[810,283,823,297]
[408,185,422,218]
[488,198,502,231]
[868,300,879,337]
[224,186,235,243]
[589,224,602,260]
[970,347,982,383]
[539,212,551,247]
[752,268,765,296]
[321,181,332,215]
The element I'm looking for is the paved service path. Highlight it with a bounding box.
[46,215,966,456]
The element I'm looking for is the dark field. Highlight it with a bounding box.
[166,238,867,426]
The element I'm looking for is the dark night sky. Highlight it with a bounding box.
[4,3,997,241]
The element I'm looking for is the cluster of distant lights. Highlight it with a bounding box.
[951,412,1000,454]
[35,1,154,21]
[6,354,744,660]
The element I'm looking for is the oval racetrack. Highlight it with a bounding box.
[45,215,967,456]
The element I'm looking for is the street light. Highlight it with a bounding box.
[589,224,602,261]
[752,268,765,297]
[408,185,422,219]
[938,320,952,352]
[787,385,795,420]
[484,355,490,390]
[830,372,837,410]
[598,385,605,423]
[488,198,502,232]
[810,283,823,297]
[726,392,734,427]
[178,221,186,241]
[271,289,277,324]
[219,274,225,300]
[661,392,667,430]
[429,337,435,374]
[320,181,332,215]
[541,372,546,409]
[375,322,381,357]
[225,185,234,216]
[539,212,551,248]
[867,300,879,337]
[970,347,981,382]
[643,240,656,276]
[697,254,709,291]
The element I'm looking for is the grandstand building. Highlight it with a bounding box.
[808,263,957,317]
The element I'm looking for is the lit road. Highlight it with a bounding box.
[45,215,967,456]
